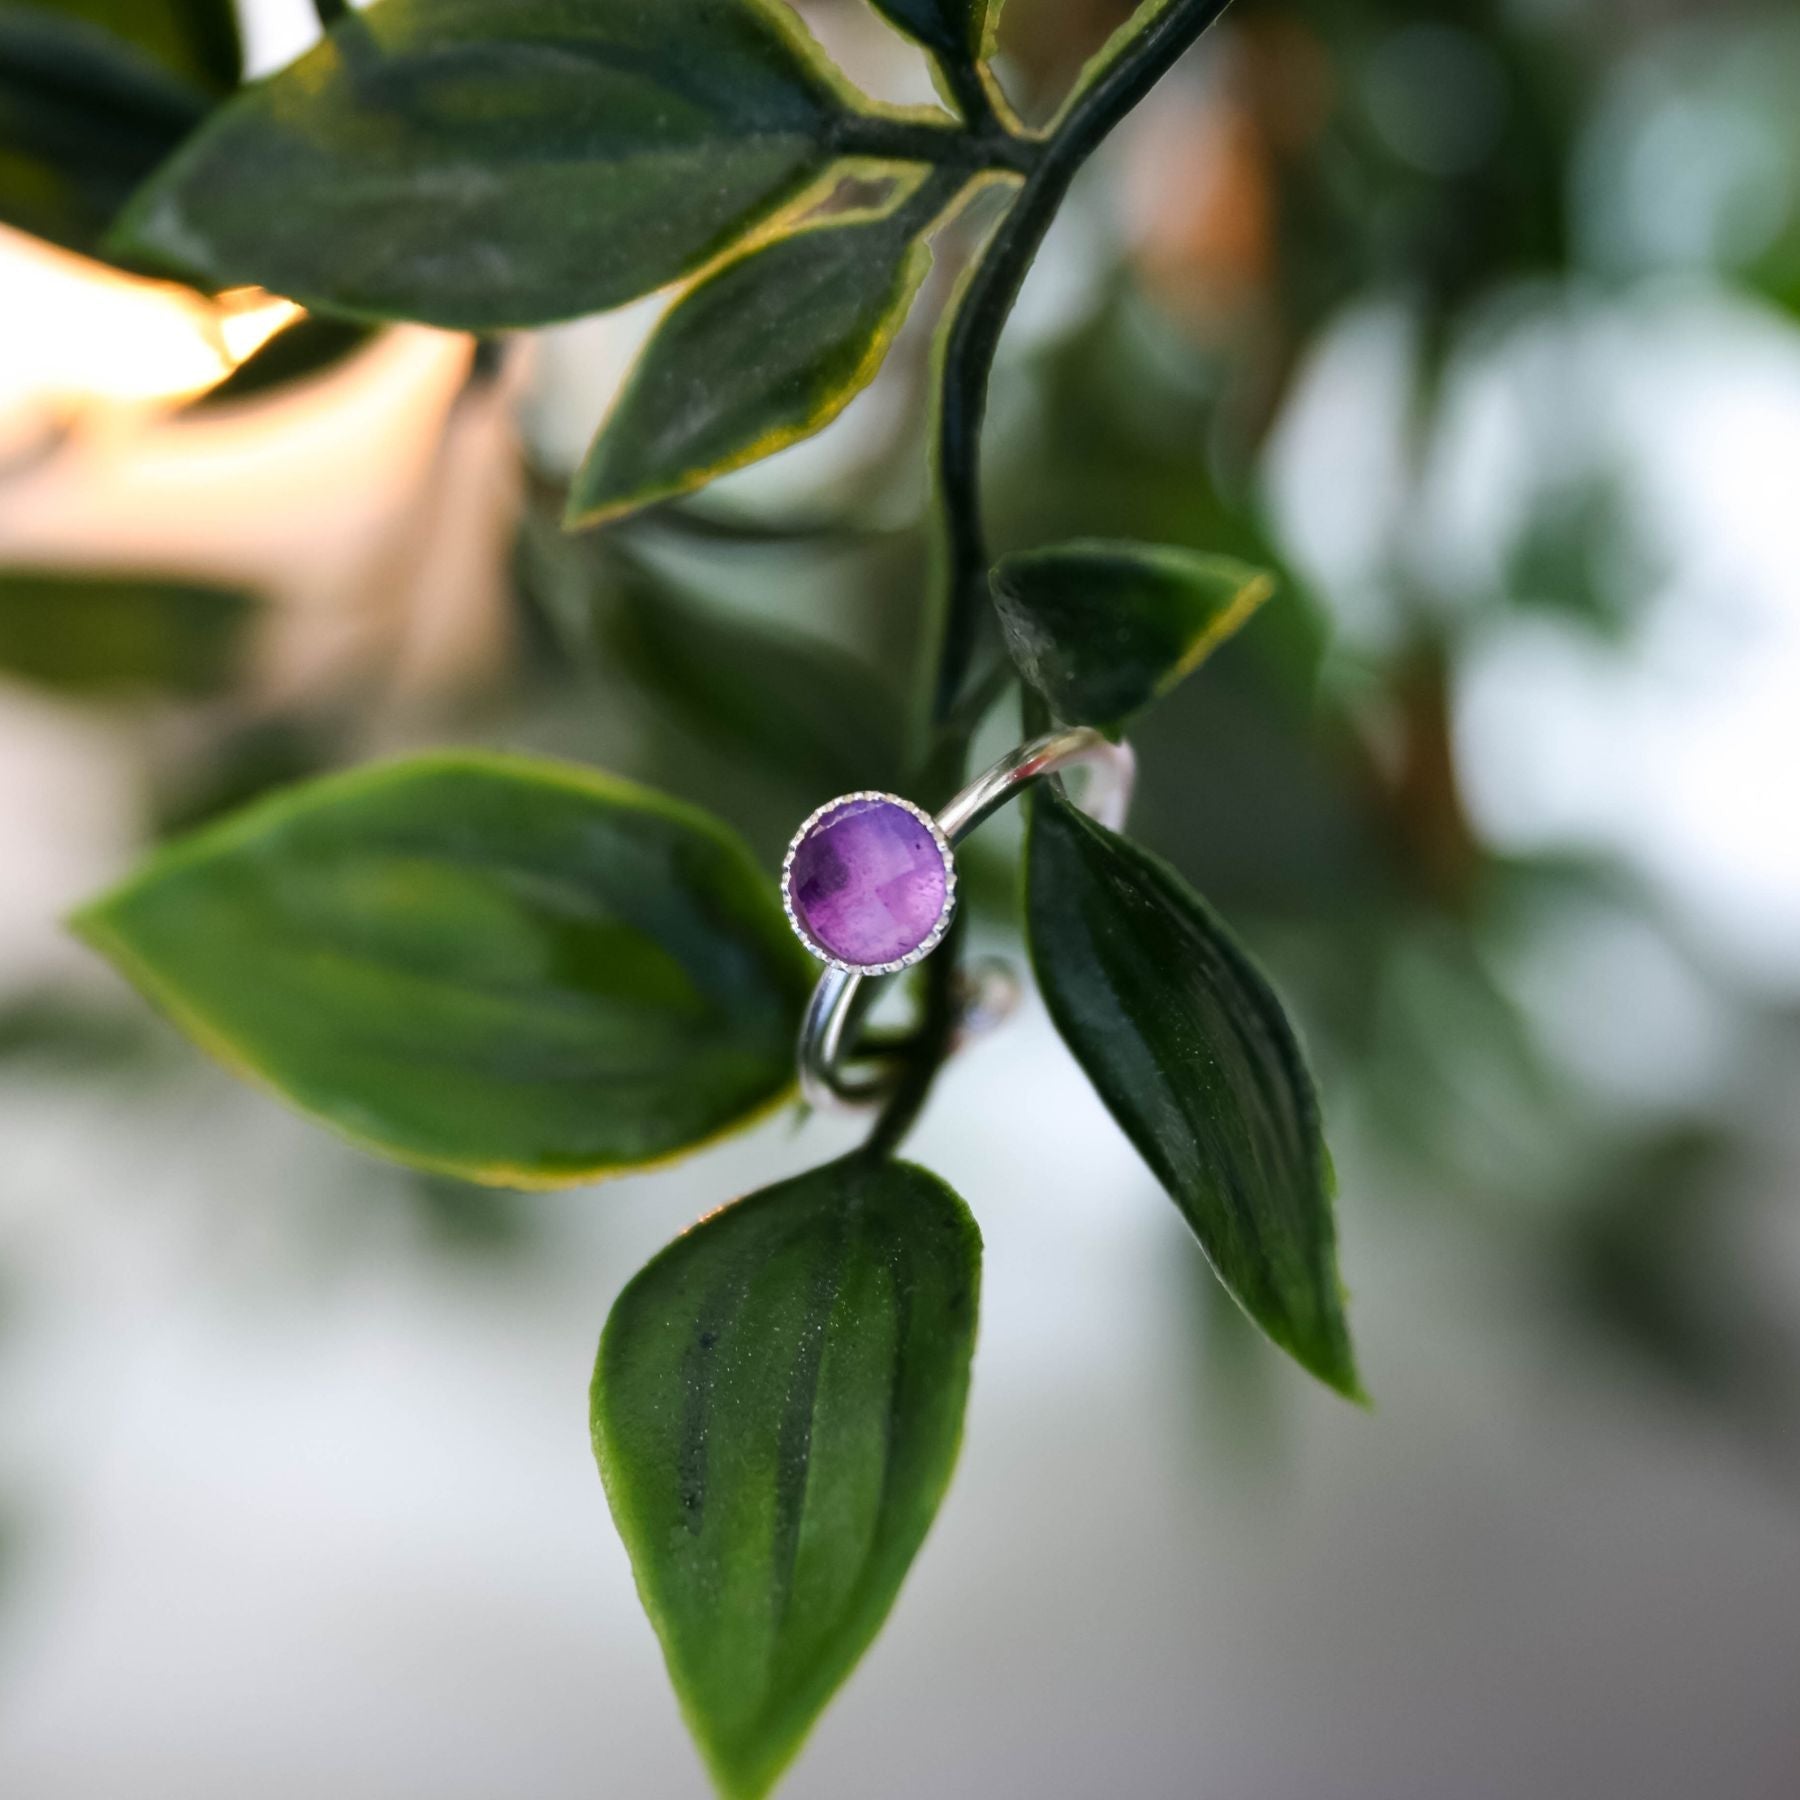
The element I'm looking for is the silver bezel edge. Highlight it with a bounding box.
[780,790,959,977]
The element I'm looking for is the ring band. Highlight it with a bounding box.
[783,726,1136,1110]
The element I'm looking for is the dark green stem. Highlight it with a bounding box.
[936,54,1005,142]
[861,914,964,1161]
[865,0,1239,1158]
[312,0,350,26]
[930,0,1239,724]
[835,109,1038,179]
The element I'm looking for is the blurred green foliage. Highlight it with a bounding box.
[0,569,254,696]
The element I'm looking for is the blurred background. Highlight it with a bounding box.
[3,0,1800,1793]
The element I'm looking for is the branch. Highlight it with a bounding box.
[865,0,1239,1155]
[929,0,1240,725]
[861,915,964,1161]
[934,52,1010,143]
[835,109,1037,177]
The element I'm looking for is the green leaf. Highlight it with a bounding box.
[108,0,893,330]
[864,0,992,66]
[991,539,1274,732]
[186,315,376,410]
[74,753,816,1185]
[0,567,253,695]
[602,572,908,799]
[26,0,241,90]
[594,1154,980,1800]
[0,10,207,257]
[567,191,947,527]
[1025,788,1361,1398]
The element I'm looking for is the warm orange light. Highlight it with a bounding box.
[0,226,300,418]
[213,286,307,367]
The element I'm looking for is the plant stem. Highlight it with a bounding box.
[312,0,350,26]
[866,0,1239,1156]
[930,0,1240,724]
[861,915,964,1161]
[836,110,1038,178]
[935,54,1005,141]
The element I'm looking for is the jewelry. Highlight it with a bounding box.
[783,726,1136,1110]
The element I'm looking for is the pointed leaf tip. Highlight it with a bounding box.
[108,0,870,328]
[1025,789,1361,1399]
[568,196,944,530]
[75,752,813,1184]
[991,539,1276,732]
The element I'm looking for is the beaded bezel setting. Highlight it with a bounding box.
[780,791,958,976]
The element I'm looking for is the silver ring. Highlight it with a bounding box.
[782,726,1136,1110]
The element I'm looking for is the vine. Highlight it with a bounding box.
[62,1,1363,1794]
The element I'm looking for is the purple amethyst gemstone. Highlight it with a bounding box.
[787,796,953,969]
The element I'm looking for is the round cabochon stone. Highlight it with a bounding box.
[788,797,952,969]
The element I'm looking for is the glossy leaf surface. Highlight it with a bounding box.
[0,568,252,695]
[595,1155,980,1800]
[75,754,815,1184]
[0,11,206,256]
[569,202,938,527]
[110,0,873,329]
[991,539,1274,732]
[1026,788,1361,1397]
